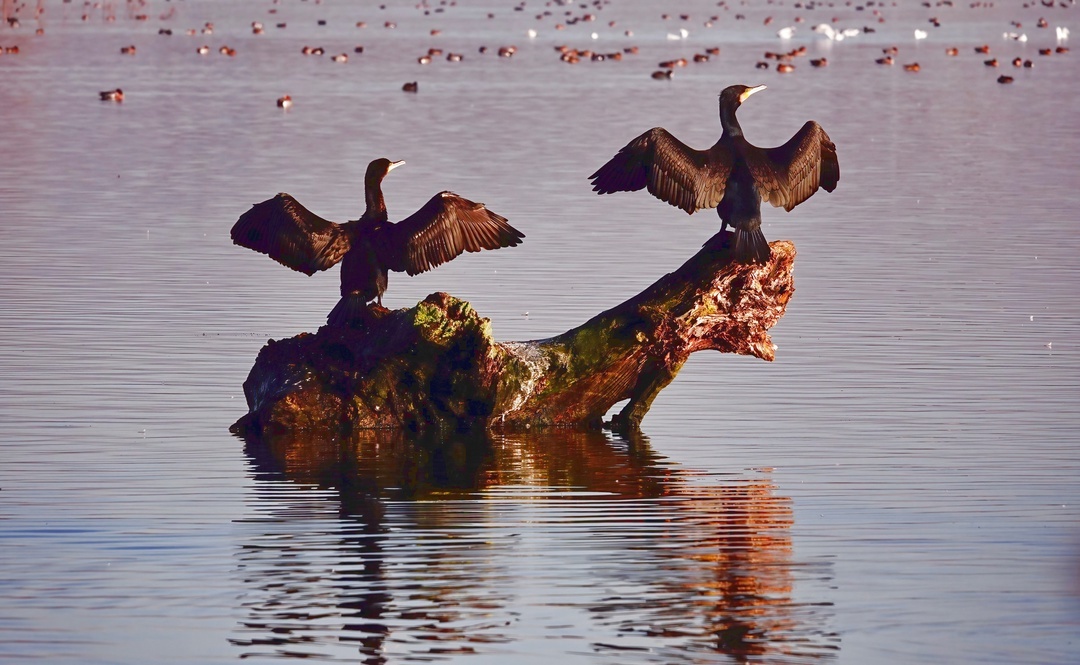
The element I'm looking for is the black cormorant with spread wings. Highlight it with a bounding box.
[588,84,839,263]
[231,158,524,324]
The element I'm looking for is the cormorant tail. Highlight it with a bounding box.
[327,292,370,327]
[733,227,772,264]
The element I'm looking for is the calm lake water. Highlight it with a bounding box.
[2,0,1078,663]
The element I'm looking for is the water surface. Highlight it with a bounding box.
[1,1,1078,663]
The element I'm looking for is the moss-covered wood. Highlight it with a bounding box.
[231,233,796,436]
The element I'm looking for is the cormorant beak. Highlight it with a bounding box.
[739,85,767,103]
[388,160,405,171]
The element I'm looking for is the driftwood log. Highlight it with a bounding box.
[231,233,795,436]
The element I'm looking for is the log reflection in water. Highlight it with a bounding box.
[231,428,838,662]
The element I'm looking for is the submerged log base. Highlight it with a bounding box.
[231,233,795,436]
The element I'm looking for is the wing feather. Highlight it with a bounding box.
[746,121,840,211]
[588,127,731,214]
[230,193,351,275]
[382,192,524,276]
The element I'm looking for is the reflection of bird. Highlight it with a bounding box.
[231,158,524,318]
[588,84,839,263]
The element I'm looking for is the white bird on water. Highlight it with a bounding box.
[777,26,796,39]
[1057,26,1070,41]
[813,24,861,41]
[914,29,928,40]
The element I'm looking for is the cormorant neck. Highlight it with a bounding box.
[364,175,389,221]
[719,100,743,138]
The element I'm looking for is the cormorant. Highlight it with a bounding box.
[588,84,839,263]
[231,158,524,323]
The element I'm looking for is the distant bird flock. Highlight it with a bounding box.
[0,0,1065,103]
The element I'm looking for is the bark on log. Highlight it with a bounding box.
[231,233,795,436]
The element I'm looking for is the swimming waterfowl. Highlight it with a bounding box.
[588,84,839,263]
[231,158,524,321]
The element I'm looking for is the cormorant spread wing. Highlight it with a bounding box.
[231,193,352,275]
[382,191,525,276]
[746,121,840,212]
[588,127,732,214]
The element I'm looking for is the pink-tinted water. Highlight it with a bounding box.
[1,1,1078,663]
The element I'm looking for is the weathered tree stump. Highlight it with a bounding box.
[231,233,795,436]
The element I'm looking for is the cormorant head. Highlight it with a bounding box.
[720,84,767,109]
[366,158,406,183]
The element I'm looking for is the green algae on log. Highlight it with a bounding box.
[231,236,796,435]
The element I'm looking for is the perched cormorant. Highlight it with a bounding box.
[231,158,524,323]
[588,84,839,263]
